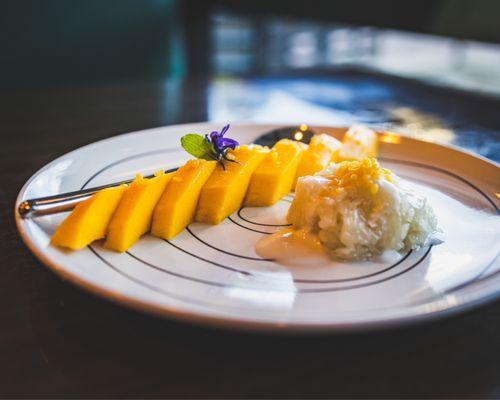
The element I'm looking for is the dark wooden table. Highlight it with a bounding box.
[2,76,500,398]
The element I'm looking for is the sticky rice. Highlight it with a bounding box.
[287,158,439,260]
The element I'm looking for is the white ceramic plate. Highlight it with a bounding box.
[15,123,500,332]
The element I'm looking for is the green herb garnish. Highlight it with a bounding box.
[180,134,218,161]
[180,125,239,169]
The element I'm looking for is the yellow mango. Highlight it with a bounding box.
[151,159,217,239]
[339,125,378,160]
[245,139,307,206]
[51,185,126,250]
[294,133,342,186]
[105,171,173,252]
[195,145,269,224]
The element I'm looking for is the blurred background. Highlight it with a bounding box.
[2,0,500,160]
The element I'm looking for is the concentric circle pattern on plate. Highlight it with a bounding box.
[15,123,500,331]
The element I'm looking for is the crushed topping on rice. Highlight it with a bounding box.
[322,158,392,196]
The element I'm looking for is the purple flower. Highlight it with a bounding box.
[205,124,239,156]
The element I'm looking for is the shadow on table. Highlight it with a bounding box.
[26,275,500,398]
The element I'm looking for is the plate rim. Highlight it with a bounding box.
[14,122,500,333]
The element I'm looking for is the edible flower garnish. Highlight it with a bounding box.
[181,124,239,169]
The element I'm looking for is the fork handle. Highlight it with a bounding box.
[18,182,129,218]
[18,167,178,218]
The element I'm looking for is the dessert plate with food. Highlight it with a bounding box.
[15,123,500,332]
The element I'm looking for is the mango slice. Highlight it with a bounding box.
[339,125,378,160]
[105,171,173,252]
[195,145,269,224]
[294,133,342,186]
[51,185,126,250]
[151,159,217,239]
[245,139,307,207]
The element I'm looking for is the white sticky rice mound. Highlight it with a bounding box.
[288,163,439,261]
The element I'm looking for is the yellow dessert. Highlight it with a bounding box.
[105,171,173,252]
[294,133,342,186]
[152,159,217,239]
[195,145,269,224]
[49,124,384,254]
[339,125,378,160]
[245,139,306,206]
[51,185,126,250]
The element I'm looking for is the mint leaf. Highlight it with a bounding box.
[181,134,217,161]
